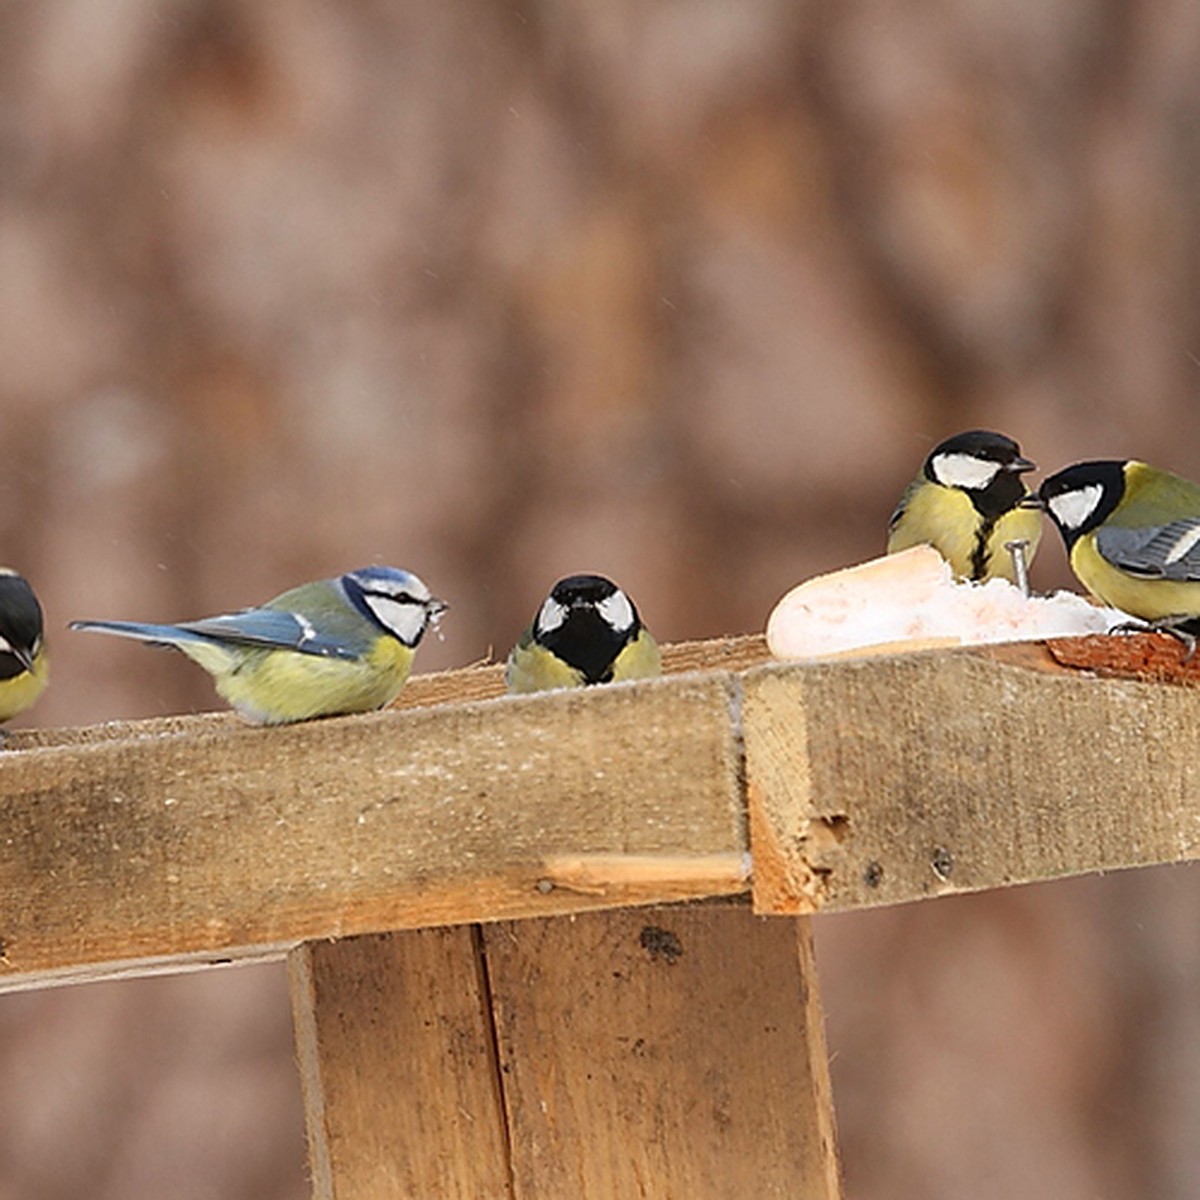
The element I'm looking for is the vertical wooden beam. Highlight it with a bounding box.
[483,901,842,1198]
[290,905,841,1198]
[289,929,514,1200]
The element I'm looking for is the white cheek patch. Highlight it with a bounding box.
[536,597,567,634]
[0,636,12,655]
[932,452,1001,491]
[597,590,635,633]
[366,595,426,644]
[1048,484,1103,531]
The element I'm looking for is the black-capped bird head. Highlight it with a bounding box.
[0,570,43,679]
[1037,461,1128,550]
[924,430,1037,519]
[533,574,641,684]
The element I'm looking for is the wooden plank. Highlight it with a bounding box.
[10,627,1200,991]
[744,644,1200,914]
[482,901,842,1199]
[289,928,513,1199]
[0,672,747,992]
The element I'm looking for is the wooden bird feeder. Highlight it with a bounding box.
[0,632,1194,1197]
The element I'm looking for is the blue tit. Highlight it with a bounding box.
[887,430,1043,583]
[1039,459,1200,638]
[505,574,661,694]
[70,566,446,724]
[0,569,48,724]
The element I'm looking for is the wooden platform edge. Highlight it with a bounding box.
[0,633,1198,989]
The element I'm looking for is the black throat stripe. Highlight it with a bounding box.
[969,516,997,581]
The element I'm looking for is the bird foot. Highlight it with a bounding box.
[1112,619,1198,661]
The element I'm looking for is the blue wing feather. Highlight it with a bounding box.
[175,609,358,658]
[70,611,359,659]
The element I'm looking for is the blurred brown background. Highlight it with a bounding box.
[3,2,1200,1196]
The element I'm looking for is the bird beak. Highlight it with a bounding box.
[1006,455,1037,474]
[11,645,36,674]
[1019,493,1045,510]
[425,597,448,642]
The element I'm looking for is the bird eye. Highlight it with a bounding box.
[365,588,419,606]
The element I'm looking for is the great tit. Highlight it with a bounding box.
[505,574,661,694]
[0,569,47,724]
[1039,459,1200,637]
[70,566,446,724]
[887,430,1043,583]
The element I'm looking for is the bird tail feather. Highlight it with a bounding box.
[68,620,209,648]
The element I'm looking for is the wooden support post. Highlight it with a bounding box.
[289,902,841,1199]
[289,928,514,1199]
[484,901,842,1198]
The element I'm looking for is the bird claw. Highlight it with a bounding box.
[1111,618,1198,661]
[1162,626,1198,662]
[1110,620,1150,636]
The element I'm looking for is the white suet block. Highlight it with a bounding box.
[767,545,1123,662]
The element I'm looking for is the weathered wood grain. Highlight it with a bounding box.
[9,630,1200,989]
[483,900,842,1199]
[744,645,1200,914]
[0,672,746,991]
[290,929,514,1200]
[289,899,841,1200]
